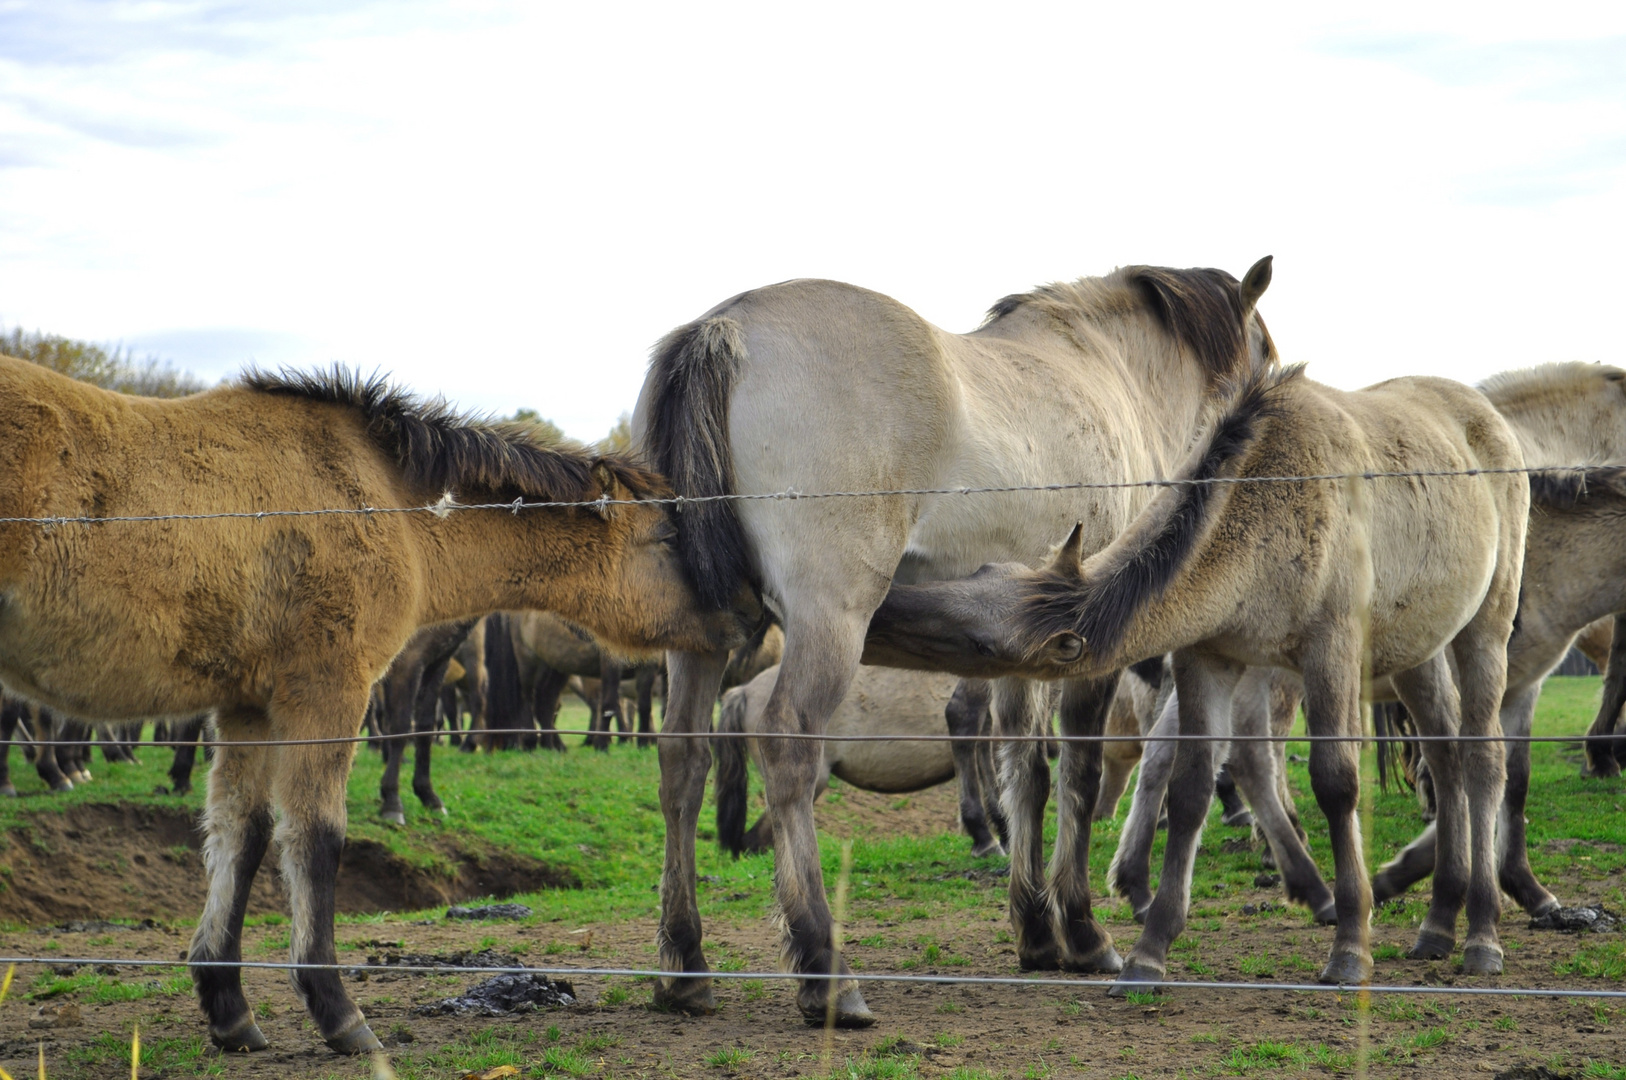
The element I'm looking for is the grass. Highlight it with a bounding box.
[28,967,190,1005]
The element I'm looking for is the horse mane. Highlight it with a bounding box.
[1478,361,1626,410]
[1020,363,1305,659]
[241,367,663,502]
[983,264,1267,386]
[1527,465,1626,511]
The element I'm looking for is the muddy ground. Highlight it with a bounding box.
[1,784,1622,1079]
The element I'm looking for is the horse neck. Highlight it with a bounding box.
[1098,325,1235,481]
[405,507,610,625]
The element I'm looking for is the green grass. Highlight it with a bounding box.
[29,966,190,1005]
[65,1032,223,1076]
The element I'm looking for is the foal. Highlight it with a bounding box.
[0,357,750,1053]
[867,365,1528,987]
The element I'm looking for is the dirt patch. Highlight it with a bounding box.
[0,803,568,927]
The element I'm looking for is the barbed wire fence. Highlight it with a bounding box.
[1,462,1624,1030]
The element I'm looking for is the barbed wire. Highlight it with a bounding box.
[2,955,1623,1000]
[8,727,1615,749]
[0,463,1604,526]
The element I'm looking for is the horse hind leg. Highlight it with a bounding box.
[1583,613,1626,777]
[1494,685,1558,916]
[946,679,1002,857]
[654,649,731,1016]
[1108,690,1179,922]
[410,657,452,815]
[1047,675,1124,973]
[189,713,274,1052]
[994,677,1062,970]
[272,725,380,1054]
[0,694,22,797]
[1450,620,1513,976]
[33,707,74,792]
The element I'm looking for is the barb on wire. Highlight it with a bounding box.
[14,727,1602,749]
[0,955,1620,1000]
[0,464,1600,526]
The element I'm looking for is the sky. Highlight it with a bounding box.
[1,2,1623,441]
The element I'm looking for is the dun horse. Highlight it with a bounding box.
[635,259,1278,1024]
[0,357,750,1054]
[867,364,1528,988]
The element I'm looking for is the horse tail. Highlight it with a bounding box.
[481,614,523,743]
[642,317,755,611]
[714,685,751,857]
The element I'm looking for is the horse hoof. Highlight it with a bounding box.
[1406,929,1454,961]
[1317,952,1372,986]
[1017,947,1061,972]
[50,779,73,792]
[653,976,716,1016]
[1107,962,1166,997]
[382,810,406,826]
[1060,943,1125,975]
[0,784,15,798]
[970,839,1006,858]
[1221,809,1254,828]
[1312,901,1339,926]
[800,985,875,1028]
[437,806,449,817]
[1369,875,1400,905]
[1527,898,1561,920]
[326,1021,383,1055]
[209,1017,269,1053]
[1461,944,1504,976]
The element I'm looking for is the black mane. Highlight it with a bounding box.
[1528,466,1626,511]
[1021,364,1304,659]
[242,366,661,502]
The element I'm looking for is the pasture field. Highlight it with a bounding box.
[1,683,1623,1078]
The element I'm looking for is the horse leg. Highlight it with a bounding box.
[1048,675,1124,972]
[170,715,207,795]
[964,682,1008,851]
[1108,690,1178,921]
[1496,684,1558,916]
[946,679,1001,857]
[1451,621,1512,975]
[991,678,1060,970]
[636,666,657,749]
[654,648,730,1015]
[62,718,92,782]
[533,666,569,752]
[1302,637,1373,985]
[752,611,876,1025]
[0,696,20,797]
[34,707,73,791]
[1113,654,1239,992]
[188,717,274,1052]
[1215,764,1251,827]
[269,731,378,1054]
[377,674,410,826]
[1224,671,1336,923]
[1584,613,1626,776]
[410,656,452,814]
[1093,746,1136,823]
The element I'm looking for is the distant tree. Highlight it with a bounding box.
[598,412,632,454]
[1,326,206,398]
[509,407,568,445]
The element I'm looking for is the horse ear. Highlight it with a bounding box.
[1049,523,1086,578]
[1240,256,1273,312]
[589,462,624,517]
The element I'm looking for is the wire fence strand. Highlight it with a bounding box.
[3,956,1623,1000]
[0,463,1607,526]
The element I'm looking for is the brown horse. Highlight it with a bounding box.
[0,357,750,1055]
[868,365,1528,989]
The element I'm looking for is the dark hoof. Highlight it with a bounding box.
[1131,904,1150,926]
[1312,901,1339,926]
[1406,929,1454,961]
[1221,808,1255,828]
[970,839,1006,858]
[326,1021,383,1055]
[173,783,192,796]
[799,985,875,1028]
[1317,951,1372,986]
[210,1017,269,1053]
[1107,961,1166,997]
[653,976,716,1016]
[1461,943,1503,976]
[1017,946,1061,972]
[1369,875,1401,905]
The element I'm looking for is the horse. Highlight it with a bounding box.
[1584,615,1626,774]
[714,664,1004,858]
[0,356,751,1055]
[507,611,662,751]
[634,257,1278,1024]
[867,364,1529,988]
[373,618,478,824]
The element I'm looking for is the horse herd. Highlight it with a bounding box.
[1,257,1625,1055]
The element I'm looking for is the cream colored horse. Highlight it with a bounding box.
[867,365,1528,988]
[635,259,1277,1024]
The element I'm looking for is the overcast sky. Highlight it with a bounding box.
[1,2,1622,441]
